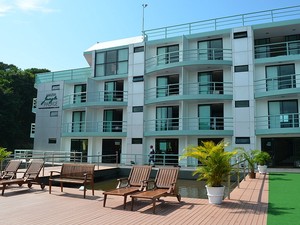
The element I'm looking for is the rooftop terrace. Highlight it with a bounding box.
[144,5,300,40]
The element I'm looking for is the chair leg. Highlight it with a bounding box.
[83,184,86,198]
[2,184,6,196]
[91,182,94,196]
[103,194,107,207]
[152,198,156,214]
[60,182,63,192]
[123,195,127,209]
[131,197,135,211]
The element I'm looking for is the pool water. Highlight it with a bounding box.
[94,179,209,199]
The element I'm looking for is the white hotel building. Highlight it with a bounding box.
[32,6,300,167]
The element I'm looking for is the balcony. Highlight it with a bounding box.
[255,74,300,98]
[145,81,233,104]
[144,5,300,40]
[256,113,300,135]
[144,117,233,136]
[30,123,35,138]
[32,98,37,113]
[145,48,232,73]
[254,40,300,63]
[62,121,127,137]
[35,67,92,85]
[63,91,128,109]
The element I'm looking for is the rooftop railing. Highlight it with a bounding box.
[144,5,300,40]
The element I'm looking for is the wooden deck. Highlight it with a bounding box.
[0,171,268,225]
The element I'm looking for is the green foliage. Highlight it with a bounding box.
[235,148,259,172]
[254,151,271,165]
[181,141,237,187]
[0,62,50,150]
[0,147,11,162]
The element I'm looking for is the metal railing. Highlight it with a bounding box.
[144,5,300,40]
[256,113,300,130]
[62,121,127,133]
[255,73,300,93]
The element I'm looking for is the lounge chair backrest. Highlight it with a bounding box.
[23,160,44,180]
[3,160,21,173]
[1,160,22,179]
[128,165,152,187]
[155,167,179,189]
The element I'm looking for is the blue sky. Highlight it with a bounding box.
[1,0,300,71]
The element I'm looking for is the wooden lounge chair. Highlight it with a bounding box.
[1,160,22,180]
[0,160,45,196]
[130,167,181,214]
[103,165,152,209]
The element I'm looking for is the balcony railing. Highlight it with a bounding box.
[145,81,233,101]
[254,40,300,59]
[146,48,232,70]
[63,91,128,106]
[35,67,92,84]
[62,121,127,133]
[256,113,300,130]
[145,117,233,132]
[255,73,300,94]
[144,5,300,40]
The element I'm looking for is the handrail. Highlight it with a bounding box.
[144,5,300,40]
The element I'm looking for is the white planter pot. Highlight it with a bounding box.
[205,185,225,205]
[258,165,267,174]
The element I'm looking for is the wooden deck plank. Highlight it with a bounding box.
[0,172,269,225]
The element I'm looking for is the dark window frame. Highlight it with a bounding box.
[234,31,248,39]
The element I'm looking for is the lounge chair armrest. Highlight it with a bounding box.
[116,177,129,189]
[167,182,176,194]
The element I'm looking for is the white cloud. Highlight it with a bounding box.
[15,0,55,13]
[0,0,13,16]
[0,0,56,16]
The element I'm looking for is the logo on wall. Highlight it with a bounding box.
[40,93,59,109]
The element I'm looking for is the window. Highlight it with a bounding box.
[72,111,85,132]
[156,74,179,97]
[52,85,60,90]
[134,46,144,53]
[155,139,179,165]
[104,80,124,101]
[234,65,248,72]
[157,45,179,65]
[198,104,224,130]
[132,138,143,144]
[198,39,223,60]
[95,48,128,77]
[48,138,57,144]
[132,76,144,82]
[235,137,250,144]
[198,70,223,94]
[234,31,248,39]
[50,111,58,117]
[103,109,123,132]
[268,100,299,128]
[156,106,179,131]
[73,84,86,103]
[266,64,295,91]
[235,100,249,108]
[132,106,143,112]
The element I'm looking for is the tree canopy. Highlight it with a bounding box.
[0,62,49,151]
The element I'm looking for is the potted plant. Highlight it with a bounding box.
[236,148,259,179]
[254,151,271,174]
[0,147,12,171]
[181,141,236,204]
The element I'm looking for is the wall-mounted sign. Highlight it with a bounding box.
[39,93,59,109]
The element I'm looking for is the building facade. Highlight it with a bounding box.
[32,6,300,167]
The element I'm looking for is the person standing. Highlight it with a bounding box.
[148,145,155,166]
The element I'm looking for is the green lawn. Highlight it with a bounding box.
[268,173,300,225]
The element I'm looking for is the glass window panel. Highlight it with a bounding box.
[95,65,104,77]
[106,50,117,63]
[96,52,105,64]
[117,61,128,74]
[106,63,117,75]
[118,49,128,61]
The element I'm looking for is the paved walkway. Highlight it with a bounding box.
[0,172,268,225]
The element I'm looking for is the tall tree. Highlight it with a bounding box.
[0,62,49,151]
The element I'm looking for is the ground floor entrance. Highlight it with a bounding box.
[261,137,300,167]
[102,139,121,163]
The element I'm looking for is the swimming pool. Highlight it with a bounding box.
[94,179,210,199]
